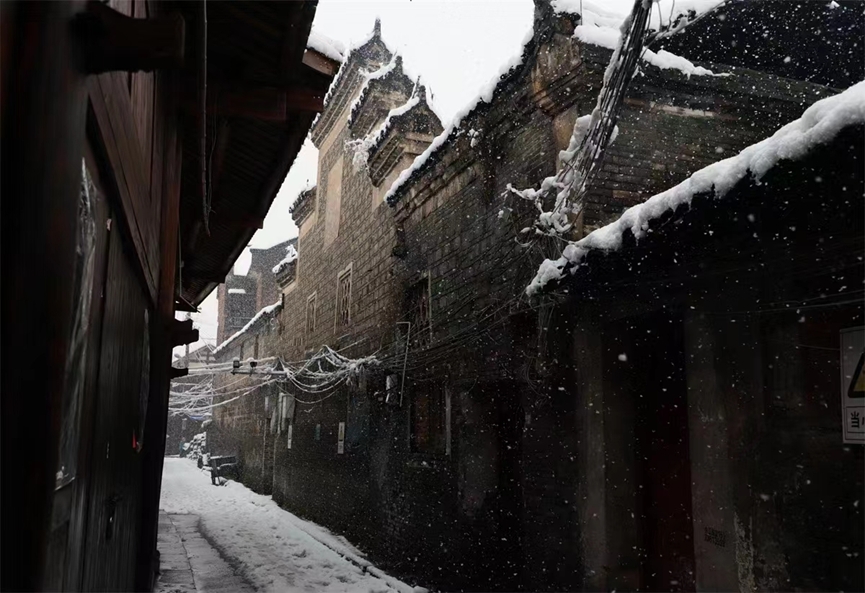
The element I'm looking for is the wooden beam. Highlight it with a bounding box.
[170,318,199,347]
[174,296,198,313]
[87,73,159,303]
[210,120,231,198]
[75,1,185,73]
[183,84,324,119]
[208,211,265,229]
[134,61,182,591]
[169,366,189,380]
[184,270,227,284]
[279,2,316,79]
[196,0,207,233]
[302,49,339,77]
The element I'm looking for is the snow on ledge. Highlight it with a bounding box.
[214,301,282,355]
[527,80,865,295]
[552,0,726,34]
[347,95,421,173]
[573,22,724,78]
[346,56,400,127]
[384,25,535,204]
[272,244,298,275]
[307,26,346,63]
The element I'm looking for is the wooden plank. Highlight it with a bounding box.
[302,50,339,77]
[175,296,197,313]
[183,84,325,120]
[134,63,182,591]
[131,71,154,198]
[210,120,231,197]
[279,2,316,78]
[209,211,265,229]
[0,2,89,589]
[88,73,158,302]
[80,1,185,74]
[63,143,112,591]
[131,0,154,199]
[80,227,149,591]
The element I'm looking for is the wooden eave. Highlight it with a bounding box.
[176,1,336,306]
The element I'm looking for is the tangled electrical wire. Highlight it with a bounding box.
[505,0,652,252]
[168,345,381,416]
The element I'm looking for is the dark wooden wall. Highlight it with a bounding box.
[80,226,151,591]
[3,0,185,590]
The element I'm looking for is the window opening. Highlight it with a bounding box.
[337,267,352,327]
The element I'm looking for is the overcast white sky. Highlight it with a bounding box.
[180,0,642,355]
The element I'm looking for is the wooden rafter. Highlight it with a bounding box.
[76,0,185,74]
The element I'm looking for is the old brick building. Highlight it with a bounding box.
[216,239,296,344]
[211,2,863,591]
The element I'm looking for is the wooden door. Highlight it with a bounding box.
[633,313,696,591]
[79,224,151,591]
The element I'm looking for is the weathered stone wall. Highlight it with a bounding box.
[564,133,864,592]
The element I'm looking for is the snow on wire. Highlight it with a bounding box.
[507,0,652,241]
[169,345,382,414]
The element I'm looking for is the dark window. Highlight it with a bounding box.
[306,293,316,336]
[337,268,352,327]
[406,277,432,347]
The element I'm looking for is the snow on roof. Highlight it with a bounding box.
[214,300,282,355]
[346,95,423,173]
[568,1,726,78]
[306,26,346,63]
[289,184,315,213]
[368,95,422,150]
[346,55,401,126]
[272,244,298,275]
[575,25,723,77]
[552,0,726,34]
[319,20,397,113]
[382,2,723,206]
[384,25,536,205]
[527,79,865,295]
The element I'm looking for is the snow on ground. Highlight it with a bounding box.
[527,79,865,295]
[160,458,422,593]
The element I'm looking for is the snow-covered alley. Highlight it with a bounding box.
[158,458,423,593]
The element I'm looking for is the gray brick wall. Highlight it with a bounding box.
[210,14,839,591]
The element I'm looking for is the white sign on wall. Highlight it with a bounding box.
[840,327,864,444]
[337,421,345,454]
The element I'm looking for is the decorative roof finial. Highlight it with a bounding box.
[373,17,381,38]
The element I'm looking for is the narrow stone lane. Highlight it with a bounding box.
[156,511,255,593]
[159,458,421,593]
